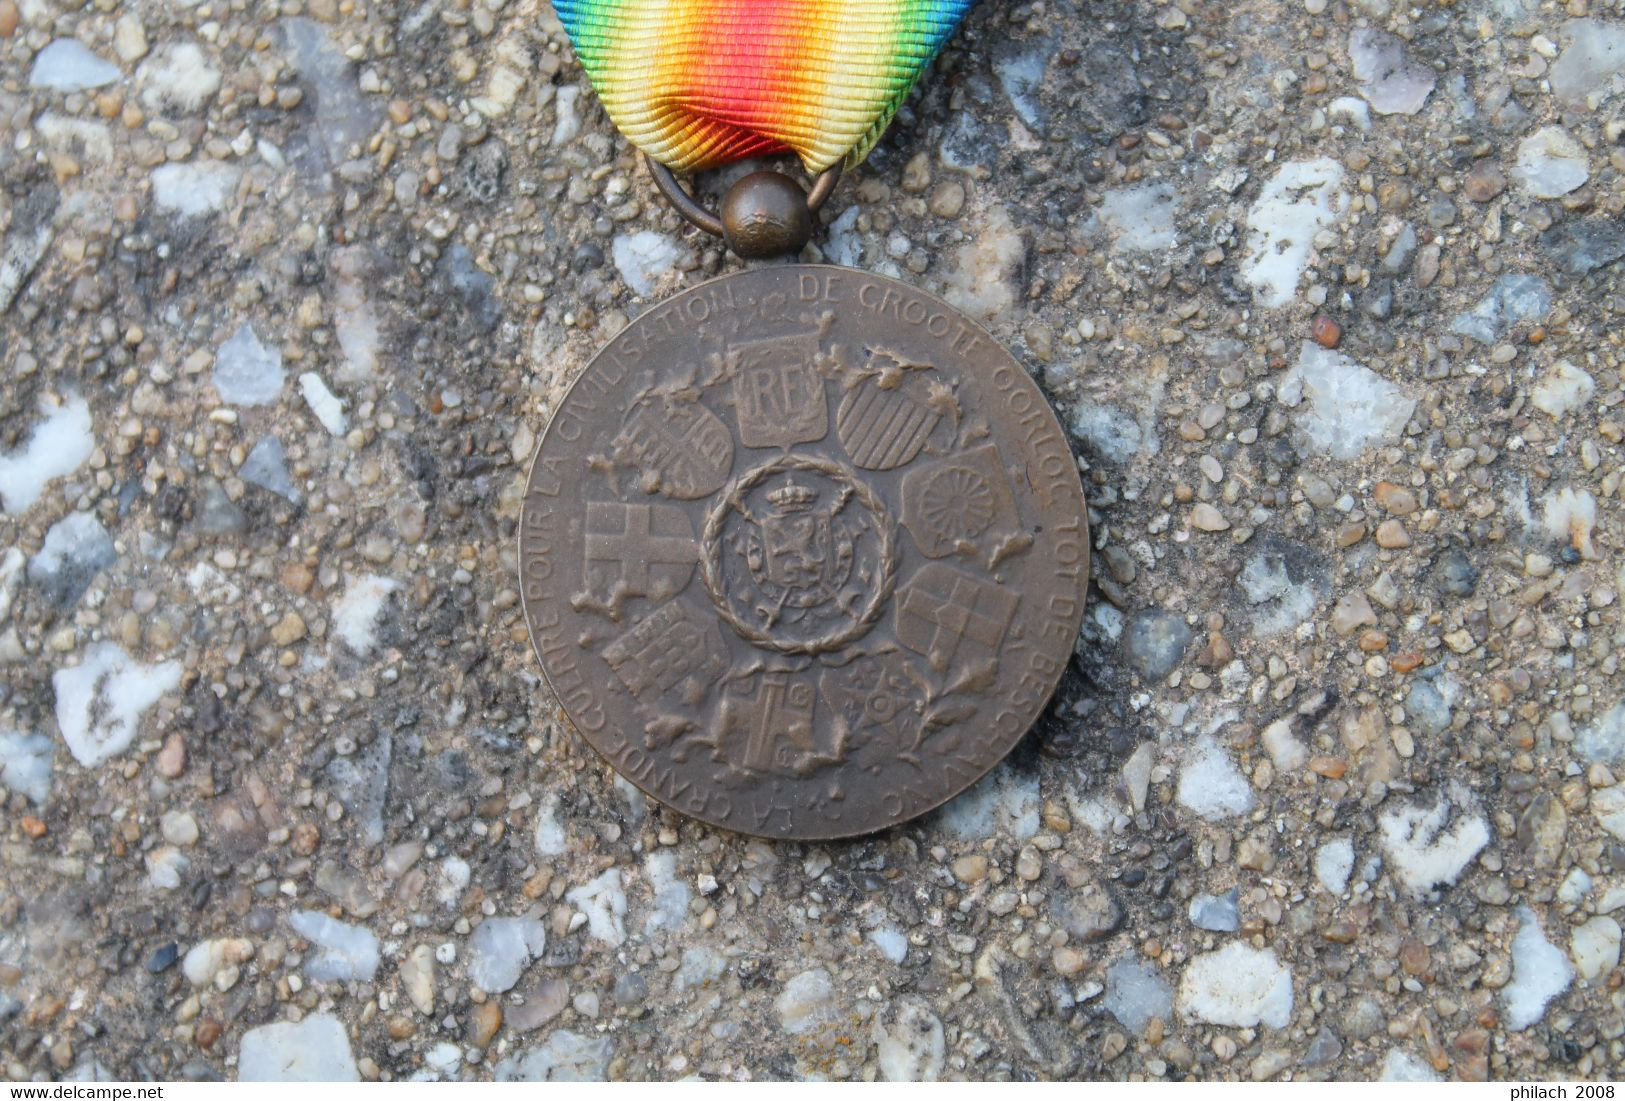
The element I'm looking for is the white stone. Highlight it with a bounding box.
[0,729,52,805]
[993,48,1045,131]
[1559,868,1595,906]
[1241,159,1348,308]
[146,846,188,890]
[1316,839,1355,895]
[333,574,398,655]
[1123,743,1155,813]
[0,394,94,514]
[28,511,115,604]
[1512,127,1590,199]
[113,15,148,63]
[279,18,381,176]
[152,162,241,218]
[611,231,683,297]
[30,40,121,91]
[1176,736,1254,821]
[566,869,627,947]
[1104,956,1174,1032]
[533,792,568,855]
[1097,183,1178,253]
[1504,905,1573,1031]
[642,850,691,934]
[240,437,298,502]
[1239,550,1321,636]
[1378,784,1490,897]
[36,113,113,164]
[1570,916,1622,982]
[138,42,220,113]
[239,1013,359,1082]
[869,926,908,964]
[213,323,284,405]
[1379,1050,1441,1082]
[466,916,547,993]
[936,763,1040,841]
[1179,943,1293,1028]
[331,251,381,380]
[298,372,349,435]
[54,642,183,767]
[400,945,435,1014]
[160,810,199,847]
[1281,342,1415,460]
[941,207,1025,324]
[1576,702,1625,764]
[873,999,944,1082]
[1593,786,1625,842]
[1541,487,1596,559]
[289,909,380,982]
[1327,96,1371,131]
[0,547,23,625]
[1531,360,1596,419]
[551,85,582,146]
[326,732,390,846]
[436,857,470,908]
[495,1030,613,1082]
[1066,790,1119,835]
[1349,28,1435,115]
[676,945,725,991]
[1070,403,1152,464]
[1261,717,1308,771]
[776,968,836,1034]
[1450,274,1551,345]
[182,937,252,985]
[1550,19,1625,109]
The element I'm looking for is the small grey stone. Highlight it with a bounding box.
[1053,881,1124,942]
[1434,549,1479,596]
[28,512,116,607]
[1517,794,1567,870]
[1543,218,1625,278]
[1189,888,1241,932]
[240,437,299,502]
[1301,1027,1344,1068]
[1405,680,1452,735]
[1449,275,1552,345]
[1342,994,1385,1040]
[192,479,247,536]
[1122,608,1192,682]
[1103,956,1173,1032]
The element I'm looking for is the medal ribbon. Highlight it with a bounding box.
[552,0,974,174]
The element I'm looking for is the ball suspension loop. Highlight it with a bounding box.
[643,153,842,260]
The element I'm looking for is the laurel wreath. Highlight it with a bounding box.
[700,454,898,656]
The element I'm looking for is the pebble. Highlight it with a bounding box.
[1374,520,1411,549]
[467,1002,502,1049]
[1463,161,1507,203]
[1513,127,1590,199]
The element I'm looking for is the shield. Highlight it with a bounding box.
[900,443,1022,560]
[615,399,734,498]
[895,563,1019,673]
[836,378,940,470]
[730,333,828,448]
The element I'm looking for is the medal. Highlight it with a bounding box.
[520,1,1090,839]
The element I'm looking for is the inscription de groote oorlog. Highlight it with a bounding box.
[519,267,1089,839]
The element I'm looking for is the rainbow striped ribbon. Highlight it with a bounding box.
[553,0,974,174]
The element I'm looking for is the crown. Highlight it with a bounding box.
[767,480,818,513]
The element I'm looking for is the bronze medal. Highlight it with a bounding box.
[520,266,1088,839]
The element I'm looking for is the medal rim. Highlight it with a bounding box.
[517,264,1090,840]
